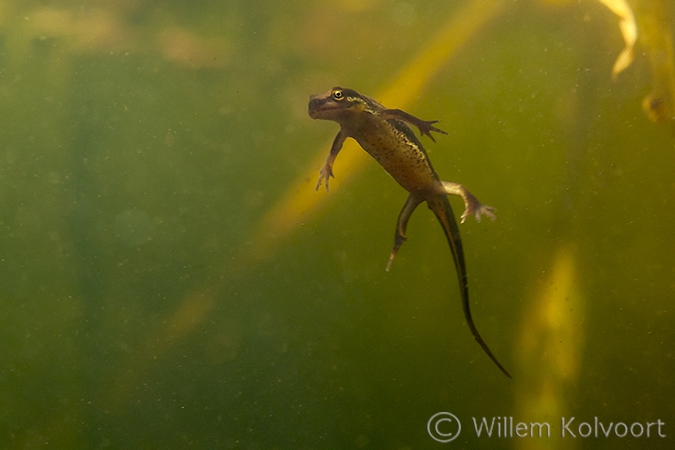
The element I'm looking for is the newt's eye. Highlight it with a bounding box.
[332,90,344,101]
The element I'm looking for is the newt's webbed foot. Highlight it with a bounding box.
[461,202,496,224]
[386,234,407,272]
[315,165,334,191]
[380,108,448,143]
[417,120,448,143]
[386,194,422,271]
[440,181,496,224]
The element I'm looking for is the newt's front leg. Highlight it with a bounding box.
[316,130,347,191]
[380,108,448,142]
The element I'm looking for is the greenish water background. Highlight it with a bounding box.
[0,0,673,448]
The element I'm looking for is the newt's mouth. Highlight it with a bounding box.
[308,96,345,119]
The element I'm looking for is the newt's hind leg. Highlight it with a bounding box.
[440,181,496,223]
[386,194,422,271]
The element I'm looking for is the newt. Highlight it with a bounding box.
[308,87,511,378]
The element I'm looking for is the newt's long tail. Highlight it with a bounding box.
[427,196,512,378]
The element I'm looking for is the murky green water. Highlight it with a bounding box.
[0,1,673,448]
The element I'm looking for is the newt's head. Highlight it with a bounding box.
[308,87,371,122]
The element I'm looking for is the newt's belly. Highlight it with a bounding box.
[355,130,439,193]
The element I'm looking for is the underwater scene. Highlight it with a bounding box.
[0,0,673,448]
